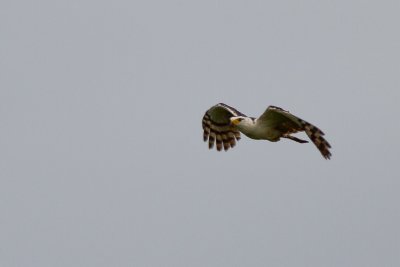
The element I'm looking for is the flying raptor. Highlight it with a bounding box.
[202,103,331,159]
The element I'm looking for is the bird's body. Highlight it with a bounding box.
[234,117,281,141]
[202,103,332,159]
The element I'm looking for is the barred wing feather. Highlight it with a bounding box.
[202,103,243,151]
[258,106,332,159]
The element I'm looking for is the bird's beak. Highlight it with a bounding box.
[230,118,240,126]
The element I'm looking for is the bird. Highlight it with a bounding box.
[202,103,331,159]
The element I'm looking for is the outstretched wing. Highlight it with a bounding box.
[202,103,244,151]
[258,106,332,159]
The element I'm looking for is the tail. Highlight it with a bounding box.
[283,135,309,144]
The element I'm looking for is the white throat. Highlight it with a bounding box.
[236,118,260,138]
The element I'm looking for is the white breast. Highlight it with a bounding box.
[237,120,281,141]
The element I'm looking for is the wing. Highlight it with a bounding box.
[258,106,332,159]
[202,103,245,151]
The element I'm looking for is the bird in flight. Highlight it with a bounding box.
[202,103,331,159]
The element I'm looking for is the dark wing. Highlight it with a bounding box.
[258,106,332,159]
[202,103,245,151]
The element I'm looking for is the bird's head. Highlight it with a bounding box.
[230,116,252,126]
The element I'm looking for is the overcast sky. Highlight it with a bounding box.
[1,0,399,266]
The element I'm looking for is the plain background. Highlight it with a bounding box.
[1,0,399,266]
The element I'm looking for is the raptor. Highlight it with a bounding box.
[202,103,332,159]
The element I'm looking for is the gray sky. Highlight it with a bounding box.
[1,0,399,266]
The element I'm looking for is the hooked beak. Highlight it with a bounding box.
[230,117,241,126]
